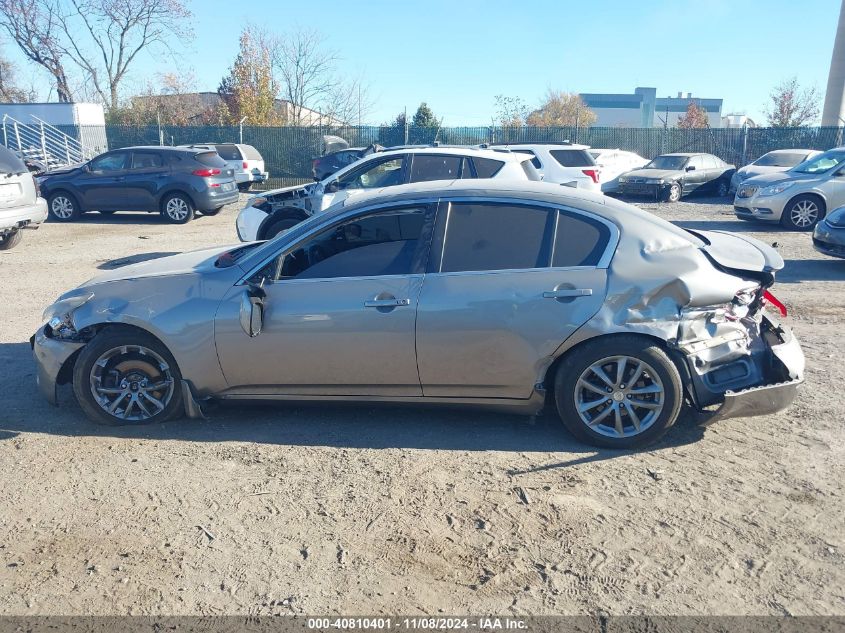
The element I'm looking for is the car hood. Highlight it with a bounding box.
[742,171,819,186]
[737,165,790,179]
[42,164,85,178]
[695,230,783,273]
[624,168,682,179]
[81,244,237,286]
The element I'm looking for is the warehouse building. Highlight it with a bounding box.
[579,87,723,128]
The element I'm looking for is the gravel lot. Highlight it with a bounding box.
[0,194,843,616]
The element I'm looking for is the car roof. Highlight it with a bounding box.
[660,152,703,157]
[112,146,199,153]
[490,142,591,150]
[765,148,818,154]
[373,146,526,162]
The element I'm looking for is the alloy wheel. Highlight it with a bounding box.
[165,197,190,221]
[574,355,665,438]
[789,200,819,228]
[88,345,175,422]
[51,196,74,219]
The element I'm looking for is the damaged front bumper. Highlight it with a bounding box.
[30,325,84,406]
[680,315,804,424]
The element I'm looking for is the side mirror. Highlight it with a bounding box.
[239,285,266,338]
[83,163,91,172]
[686,166,696,172]
[325,180,340,193]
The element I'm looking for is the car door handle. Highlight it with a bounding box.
[543,289,593,299]
[364,298,411,308]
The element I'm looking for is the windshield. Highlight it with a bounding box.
[754,152,809,167]
[644,156,688,170]
[791,149,845,174]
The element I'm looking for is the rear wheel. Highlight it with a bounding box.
[72,329,184,426]
[716,179,729,197]
[237,182,252,192]
[554,336,683,449]
[0,230,22,250]
[48,192,80,221]
[160,193,195,224]
[781,194,824,231]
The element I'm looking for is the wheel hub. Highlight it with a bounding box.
[89,346,174,422]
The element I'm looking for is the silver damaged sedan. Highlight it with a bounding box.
[32,180,805,448]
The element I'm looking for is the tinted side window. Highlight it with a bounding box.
[459,157,475,178]
[90,152,128,171]
[549,149,595,167]
[409,155,461,182]
[472,157,505,178]
[440,203,552,273]
[214,144,242,160]
[131,152,164,169]
[194,152,227,167]
[280,208,428,280]
[552,211,611,267]
[337,157,404,189]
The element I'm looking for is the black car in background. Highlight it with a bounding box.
[617,152,736,202]
[38,146,240,224]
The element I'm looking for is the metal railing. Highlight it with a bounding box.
[2,114,96,169]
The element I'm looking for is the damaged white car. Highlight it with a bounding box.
[33,180,803,448]
[235,146,540,242]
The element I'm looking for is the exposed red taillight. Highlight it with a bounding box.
[242,161,248,169]
[763,290,787,317]
[582,169,599,184]
[192,168,221,177]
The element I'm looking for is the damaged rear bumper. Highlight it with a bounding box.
[687,316,804,424]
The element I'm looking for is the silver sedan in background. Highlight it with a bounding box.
[32,180,804,449]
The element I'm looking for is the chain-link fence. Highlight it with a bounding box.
[57,124,845,189]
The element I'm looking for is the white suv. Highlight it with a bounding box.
[488,143,601,191]
[0,145,47,250]
[236,146,540,241]
[182,143,268,191]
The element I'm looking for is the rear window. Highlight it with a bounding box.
[550,149,596,168]
[471,157,505,178]
[240,145,263,160]
[520,159,542,181]
[0,145,27,173]
[214,144,242,161]
[194,152,227,167]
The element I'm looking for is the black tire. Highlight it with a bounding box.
[72,328,184,426]
[200,206,224,216]
[664,182,682,203]
[237,182,252,192]
[0,230,22,250]
[263,216,302,240]
[160,192,195,224]
[554,335,683,449]
[716,179,729,197]
[780,194,824,231]
[47,191,81,222]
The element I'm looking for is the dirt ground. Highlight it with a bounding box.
[0,194,843,616]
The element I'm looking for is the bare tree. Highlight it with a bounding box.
[322,76,374,126]
[0,0,73,101]
[0,0,191,110]
[0,47,35,102]
[765,77,821,127]
[493,94,529,127]
[267,27,336,125]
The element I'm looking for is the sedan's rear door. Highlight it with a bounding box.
[415,199,614,399]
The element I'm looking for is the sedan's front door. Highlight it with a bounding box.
[416,201,613,399]
[213,205,434,396]
[682,155,707,193]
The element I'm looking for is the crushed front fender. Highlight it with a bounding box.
[31,326,85,406]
